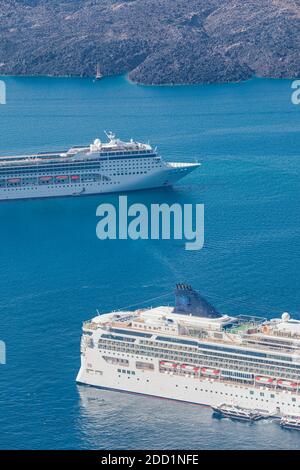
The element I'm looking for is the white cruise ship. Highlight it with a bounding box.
[0,132,199,201]
[77,284,300,417]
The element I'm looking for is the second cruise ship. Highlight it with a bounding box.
[77,285,300,417]
[0,132,200,201]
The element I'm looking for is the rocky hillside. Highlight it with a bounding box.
[0,0,299,84]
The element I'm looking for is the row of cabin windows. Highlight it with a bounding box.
[0,165,156,177]
[140,339,299,369]
[117,369,136,375]
[1,181,120,191]
[98,341,300,381]
[0,157,159,174]
[0,171,151,186]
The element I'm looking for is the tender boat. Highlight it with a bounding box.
[280,415,300,430]
[212,404,267,421]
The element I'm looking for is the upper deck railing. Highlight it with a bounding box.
[83,315,300,359]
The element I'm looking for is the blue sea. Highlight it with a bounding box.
[0,75,299,449]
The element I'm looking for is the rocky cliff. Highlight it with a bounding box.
[0,0,299,84]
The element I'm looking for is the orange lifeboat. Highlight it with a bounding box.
[71,175,80,180]
[55,175,68,180]
[7,178,21,184]
[201,367,220,376]
[181,364,200,373]
[39,176,52,182]
[277,379,298,389]
[255,376,275,385]
[159,361,177,369]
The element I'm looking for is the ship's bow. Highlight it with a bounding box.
[164,162,200,185]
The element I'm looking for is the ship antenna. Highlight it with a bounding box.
[104,130,115,141]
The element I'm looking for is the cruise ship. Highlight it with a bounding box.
[0,132,199,201]
[77,284,300,417]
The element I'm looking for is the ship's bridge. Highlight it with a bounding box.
[89,131,152,153]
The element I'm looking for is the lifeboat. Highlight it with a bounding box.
[159,361,177,369]
[255,376,275,385]
[201,367,220,376]
[71,175,80,180]
[7,178,20,184]
[181,364,200,373]
[39,176,52,182]
[277,379,298,389]
[55,175,68,180]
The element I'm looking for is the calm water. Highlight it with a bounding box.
[0,75,299,449]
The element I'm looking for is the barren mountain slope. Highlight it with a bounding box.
[0,0,299,84]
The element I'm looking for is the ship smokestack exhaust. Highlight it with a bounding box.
[173,284,221,318]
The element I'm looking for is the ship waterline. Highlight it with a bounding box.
[77,285,300,417]
[0,132,199,201]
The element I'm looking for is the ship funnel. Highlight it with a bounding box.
[173,284,221,318]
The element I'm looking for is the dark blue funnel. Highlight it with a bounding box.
[173,284,221,318]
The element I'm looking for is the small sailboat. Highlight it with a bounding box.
[95,64,103,81]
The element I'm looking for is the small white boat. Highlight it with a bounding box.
[212,404,266,421]
[280,415,300,430]
[95,63,103,80]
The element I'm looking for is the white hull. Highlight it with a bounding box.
[76,350,300,416]
[0,164,197,201]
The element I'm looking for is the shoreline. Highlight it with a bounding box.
[0,72,297,87]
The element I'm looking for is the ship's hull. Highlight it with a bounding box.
[0,164,198,201]
[76,351,300,417]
